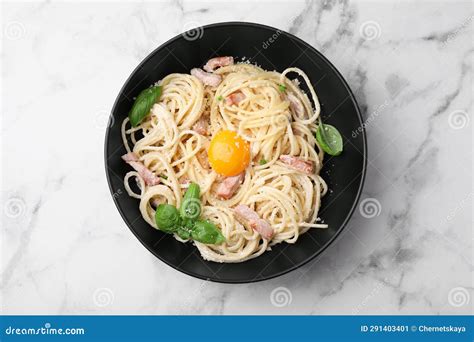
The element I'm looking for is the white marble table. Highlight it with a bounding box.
[1,0,472,315]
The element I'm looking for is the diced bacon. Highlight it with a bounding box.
[122,151,139,162]
[180,177,191,186]
[196,150,210,169]
[233,205,274,240]
[191,68,222,87]
[192,116,209,135]
[216,173,244,199]
[203,56,234,72]
[225,91,246,106]
[287,93,304,117]
[122,153,160,186]
[279,155,314,175]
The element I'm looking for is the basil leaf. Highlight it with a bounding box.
[316,123,343,156]
[179,183,202,221]
[129,85,162,127]
[176,226,191,240]
[155,204,181,233]
[191,220,225,245]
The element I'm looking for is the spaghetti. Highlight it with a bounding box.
[121,60,329,263]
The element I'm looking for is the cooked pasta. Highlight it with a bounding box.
[121,59,330,263]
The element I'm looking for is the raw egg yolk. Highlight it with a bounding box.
[208,130,250,176]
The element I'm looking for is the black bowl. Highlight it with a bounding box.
[105,22,367,283]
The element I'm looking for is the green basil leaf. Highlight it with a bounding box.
[129,85,162,127]
[182,183,200,201]
[155,204,181,233]
[316,123,343,156]
[176,226,191,240]
[191,220,225,245]
[180,183,202,221]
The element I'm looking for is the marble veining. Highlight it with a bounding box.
[1,0,472,315]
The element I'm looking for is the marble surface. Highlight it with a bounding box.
[1,0,472,315]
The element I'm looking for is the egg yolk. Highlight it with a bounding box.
[208,130,250,176]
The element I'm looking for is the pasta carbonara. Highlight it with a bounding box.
[121,57,330,263]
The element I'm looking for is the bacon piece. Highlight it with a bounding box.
[191,68,222,87]
[122,151,139,162]
[216,173,244,199]
[203,56,234,72]
[225,91,246,106]
[287,93,304,117]
[196,150,210,169]
[279,155,314,175]
[180,177,191,186]
[192,116,209,135]
[233,205,274,240]
[122,152,160,186]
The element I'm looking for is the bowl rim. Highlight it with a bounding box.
[104,21,367,284]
